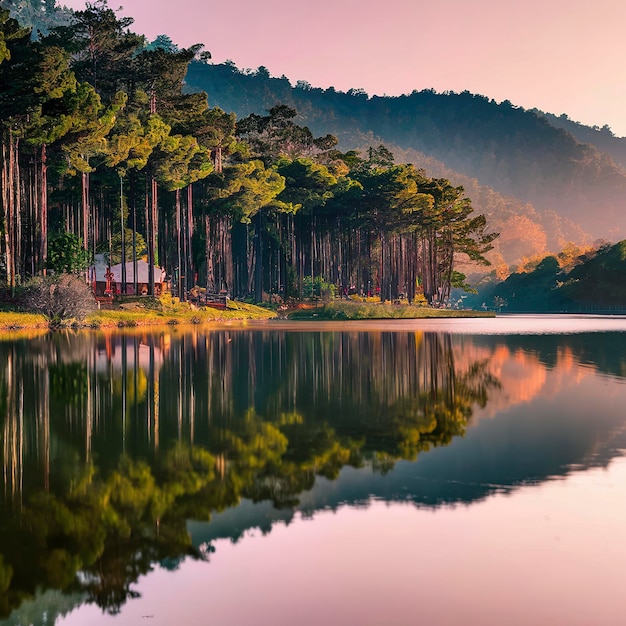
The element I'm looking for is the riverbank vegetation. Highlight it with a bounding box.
[5,2,626,319]
[462,239,626,312]
[0,292,275,330]
[88,296,275,327]
[286,300,494,320]
[0,1,496,318]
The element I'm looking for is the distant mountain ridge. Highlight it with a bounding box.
[185,62,626,250]
[533,110,626,170]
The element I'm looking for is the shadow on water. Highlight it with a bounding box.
[1,322,626,620]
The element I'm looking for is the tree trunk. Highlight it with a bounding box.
[176,188,183,300]
[187,184,194,291]
[254,212,263,302]
[147,178,156,296]
[120,175,126,294]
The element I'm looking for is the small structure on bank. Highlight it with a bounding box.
[188,286,229,309]
[90,255,167,297]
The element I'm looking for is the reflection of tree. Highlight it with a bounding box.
[0,328,500,618]
[0,446,221,617]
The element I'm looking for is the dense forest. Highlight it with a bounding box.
[185,61,626,245]
[0,0,72,34]
[535,110,626,170]
[0,0,498,306]
[3,0,626,310]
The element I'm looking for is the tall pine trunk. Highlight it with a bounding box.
[40,144,48,276]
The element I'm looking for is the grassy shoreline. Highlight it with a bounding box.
[0,299,493,333]
[0,298,276,333]
[284,301,495,320]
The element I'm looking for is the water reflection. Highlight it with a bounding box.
[0,324,626,621]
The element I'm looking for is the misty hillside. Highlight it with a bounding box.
[185,62,626,246]
[532,110,626,170]
[0,0,72,34]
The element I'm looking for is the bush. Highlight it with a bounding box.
[47,233,91,274]
[302,276,337,301]
[19,274,97,322]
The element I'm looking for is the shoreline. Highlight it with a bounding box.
[0,304,495,335]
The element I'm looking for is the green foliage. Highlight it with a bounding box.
[0,2,502,311]
[301,275,336,301]
[488,256,564,311]
[287,300,492,320]
[103,228,147,264]
[145,34,179,53]
[207,160,286,222]
[153,132,212,190]
[451,270,476,293]
[560,240,626,306]
[0,0,72,35]
[275,157,337,212]
[185,59,626,244]
[83,298,276,327]
[47,232,91,274]
[464,240,626,311]
[236,104,337,164]
[0,10,9,64]
[0,310,47,328]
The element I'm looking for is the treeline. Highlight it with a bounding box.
[0,1,496,304]
[185,60,626,241]
[391,144,590,272]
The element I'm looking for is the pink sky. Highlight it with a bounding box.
[61,0,626,136]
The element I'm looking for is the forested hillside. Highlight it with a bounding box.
[0,0,71,33]
[387,145,588,272]
[185,62,626,243]
[535,110,626,170]
[462,239,626,312]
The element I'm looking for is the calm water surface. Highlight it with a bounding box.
[1,315,626,625]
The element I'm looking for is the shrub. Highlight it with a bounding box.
[302,276,337,301]
[19,274,97,322]
[47,233,91,274]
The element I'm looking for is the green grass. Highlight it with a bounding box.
[0,298,493,330]
[86,297,276,327]
[0,311,49,330]
[286,300,495,320]
[0,296,275,332]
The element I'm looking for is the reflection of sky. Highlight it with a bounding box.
[16,319,626,624]
[94,339,163,375]
[187,358,626,549]
[60,458,626,626]
[260,315,626,335]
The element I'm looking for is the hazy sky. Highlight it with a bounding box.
[61,0,626,136]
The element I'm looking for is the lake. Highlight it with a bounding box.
[1,315,626,625]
